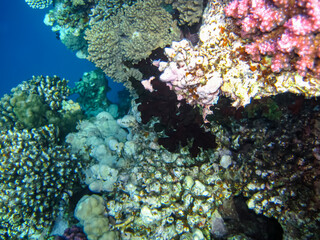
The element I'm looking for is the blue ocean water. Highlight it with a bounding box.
[0,1,124,103]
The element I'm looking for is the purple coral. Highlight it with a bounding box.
[55,226,87,240]
[225,0,320,77]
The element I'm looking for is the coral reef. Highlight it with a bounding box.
[0,125,82,239]
[70,0,95,7]
[155,0,320,117]
[71,69,111,116]
[0,75,82,138]
[225,0,320,78]
[76,107,235,239]
[44,0,138,58]
[43,1,94,58]
[17,0,320,239]
[25,0,52,9]
[85,0,180,84]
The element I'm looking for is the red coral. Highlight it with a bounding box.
[225,0,320,77]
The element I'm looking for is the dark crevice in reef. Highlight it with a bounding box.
[130,76,217,157]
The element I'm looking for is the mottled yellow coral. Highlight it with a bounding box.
[172,0,204,26]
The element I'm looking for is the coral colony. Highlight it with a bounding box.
[225,0,320,77]
[0,0,320,239]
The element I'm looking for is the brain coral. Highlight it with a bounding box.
[85,0,180,83]
[25,0,52,9]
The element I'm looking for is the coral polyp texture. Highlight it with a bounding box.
[85,0,180,84]
[155,0,320,115]
[25,0,52,9]
[0,125,81,239]
[224,0,320,78]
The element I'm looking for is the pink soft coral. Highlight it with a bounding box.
[225,0,320,77]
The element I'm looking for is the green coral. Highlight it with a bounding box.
[0,75,83,139]
[245,98,282,121]
[71,69,111,116]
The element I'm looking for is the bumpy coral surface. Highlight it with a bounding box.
[85,0,180,83]
[97,117,233,239]
[0,125,82,239]
[66,111,138,192]
[225,0,320,78]
[74,195,120,240]
[25,0,52,9]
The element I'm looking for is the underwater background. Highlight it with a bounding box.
[1,0,320,239]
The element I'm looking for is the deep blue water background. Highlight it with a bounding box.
[0,1,123,103]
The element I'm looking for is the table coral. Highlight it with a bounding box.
[85,0,180,84]
[25,0,52,9]
[0,125,82,239]
[225,0,320,78]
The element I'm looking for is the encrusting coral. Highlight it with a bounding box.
[85,0,180,84]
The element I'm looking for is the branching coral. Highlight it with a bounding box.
[85,0,180,83]
[0,125,82,239]
[25,0,52,9]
